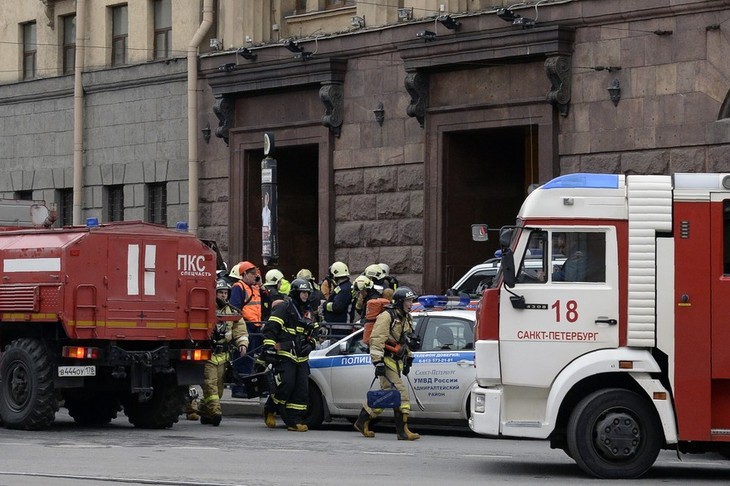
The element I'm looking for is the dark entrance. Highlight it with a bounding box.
[442,126,538,291]
[242,144,319,280]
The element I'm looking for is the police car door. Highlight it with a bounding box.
[499,227,619,387]
[412,315,475,415]
[327,330,373,411]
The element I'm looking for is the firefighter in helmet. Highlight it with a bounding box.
[262,269,286,320]
[320,261,352,330]
[378,263,399,290]
[350,274,373,323]
[354,286,420,440]
[199,279,249,426]
[261,278,319,431]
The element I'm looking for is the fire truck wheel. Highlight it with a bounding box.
[567,388,662,479]
[123,377,187,429]
[65,393,121,426]
[0,338,57,430]
[302,382,324,429]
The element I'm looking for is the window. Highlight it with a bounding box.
[106,185,124,222]
[420,317,474,352]
[62,15,76,75]
[147,183,167,226]
[518,230,606,283]
[153,0,171,60]
[15,190,32,201]
[58,188,73,226]
[112,5,128,66]
[22,22,36,80]
[295,0,307,14]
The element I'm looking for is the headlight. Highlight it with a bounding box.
[474,393,486,413]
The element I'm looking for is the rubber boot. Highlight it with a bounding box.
[264,409,276,428]
[211,414,222,426]
[287,424,308,432]
[353,408,375,438]
[394,410,420,441]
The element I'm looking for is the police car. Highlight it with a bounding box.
[304,295,475,429]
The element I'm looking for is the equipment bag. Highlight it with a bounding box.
[366,376,401,409]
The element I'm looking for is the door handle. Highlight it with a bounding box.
[595,318,617,325]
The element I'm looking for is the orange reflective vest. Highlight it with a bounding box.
[233,281,262,326]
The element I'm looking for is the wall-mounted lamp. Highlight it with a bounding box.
[373,102,384,126]
[397,7,413,21]
[283,39,311,61]
[351,16,365,28]
[497,8,535,27]
[607,78,621,106]
[437,15,461,30]
[416,30,437,42]
[209,38,222,51]
[201,123,211,144]
[218,62,236,72]
[237,47,257,61]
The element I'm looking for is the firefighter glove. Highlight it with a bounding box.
[262,347,277,363]
[403,356,414,376]
[374,361,386,377]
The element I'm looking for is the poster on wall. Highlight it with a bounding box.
[262,133,278,266]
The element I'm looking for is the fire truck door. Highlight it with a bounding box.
[499,227,619,387]
[710,195,730,378]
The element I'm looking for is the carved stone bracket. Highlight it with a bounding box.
[545,55,572,116]
[405,72,429,128]
[41,0,54,29]
[319,82,344,137]
[212,94,234,145]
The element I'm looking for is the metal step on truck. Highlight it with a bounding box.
[0,200,216,430]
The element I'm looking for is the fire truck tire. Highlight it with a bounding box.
[0,338,57,430]
[123,378,187,429]
[65,394,121,426]
[567,388,662,479]
[302,383,324,429]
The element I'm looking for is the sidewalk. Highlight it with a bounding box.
[219,386,263,417]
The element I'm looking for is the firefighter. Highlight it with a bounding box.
[297,268,326,310]
[350,274,373,323]
[320,261,352,329]
[199,279,249,426]
[363,263,387,288]
[378,263,399,290]
[262,269,286,320]
[261,278,319,431]
[229,261,263,381]
[354,287,420,440]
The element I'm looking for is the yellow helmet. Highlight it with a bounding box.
[353,275,373,291]
[330,261,349,278]
[364,263,385,281]
[264,269,284,286]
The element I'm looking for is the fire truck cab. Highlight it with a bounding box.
[469,173,730,478]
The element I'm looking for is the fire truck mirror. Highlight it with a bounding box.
[501,248,516,288]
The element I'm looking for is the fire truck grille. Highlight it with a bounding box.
[0,286,39,311]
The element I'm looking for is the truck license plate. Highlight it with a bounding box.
[58,366,96,377]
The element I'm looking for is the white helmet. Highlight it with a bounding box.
[330,261,349,278]
[353,275,373,291]
[264,269,284,287]
[364,263,385,281]
[378,263,390,276]
[296,268,314,280]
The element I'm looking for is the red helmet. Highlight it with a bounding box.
[229,260,256,280]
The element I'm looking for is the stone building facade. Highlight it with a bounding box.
[2,1,730,293]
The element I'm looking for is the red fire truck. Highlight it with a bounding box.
[469,173,730,478]
[0,201,215,430]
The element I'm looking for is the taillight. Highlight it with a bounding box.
[62,346,100,359]
[179,349,211,361]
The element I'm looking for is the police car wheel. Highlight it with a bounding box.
[302,383,324,429]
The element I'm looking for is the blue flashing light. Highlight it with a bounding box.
[417,294,471,309]
[86,217,99,228]
[542,173,619,190]
[494,249,502,258]
[176,221,189,232]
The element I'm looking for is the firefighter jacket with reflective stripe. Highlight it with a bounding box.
[209,303,249,365]
[231,281,262,326]
[262,297,319,364]
[369,306,414,372]
[323,279,352,323]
